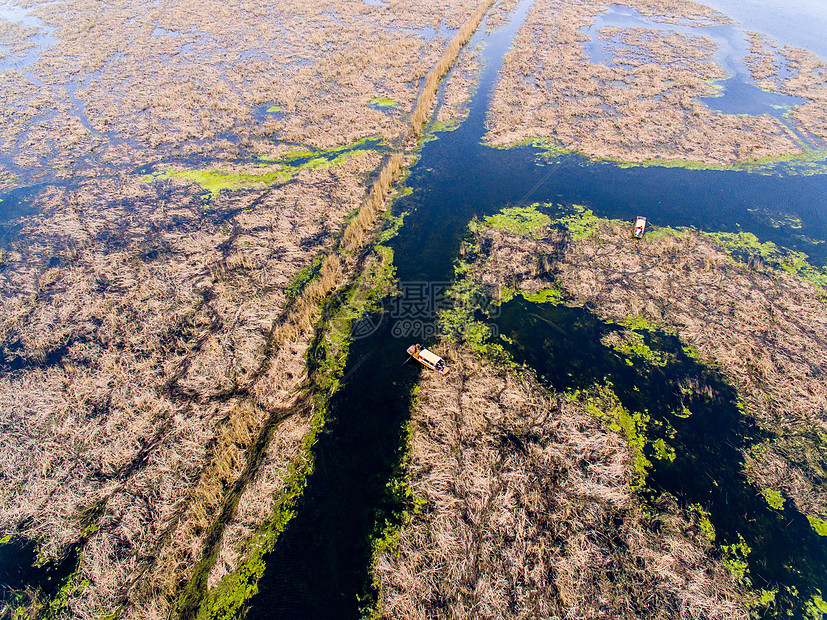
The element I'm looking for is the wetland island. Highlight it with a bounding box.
[0,0,826,619]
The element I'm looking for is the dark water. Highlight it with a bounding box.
[246,0,827,618]
[0,537,79,608]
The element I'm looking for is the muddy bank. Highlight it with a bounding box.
[486,0,827,166]
[374,343,748,618]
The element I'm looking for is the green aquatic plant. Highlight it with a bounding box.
[707,231,827,290]
[577,383,652,482]
[761,488,785,510]
[807,514,827,537]
[651,437,675,461]
[428,118,462,134]
[369,96,397,107]
[721,534,752,583]
[143,139,379,199]
[609,330,668,367]
[806,592,827,619]
[376,210,407,244]
[473,204,551,238]
[620,314,665,333]
[556,204,607,241]
[148,167,292,198]
[520,287,564,304]
[688,503,716,541]
[286,257,323,301]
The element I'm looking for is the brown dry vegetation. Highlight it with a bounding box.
[1,0,498,616]
[743,33,827,142]
[485,0,826,165]
[375,344,748,619]
[0,0,482,191]
[0,152,383,618]
[465,218,827,522]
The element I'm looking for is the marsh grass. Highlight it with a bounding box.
[374,344,748,618]
[485,0,827,166]
[466,207,827,538]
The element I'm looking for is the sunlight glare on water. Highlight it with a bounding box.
[700,0,827,59]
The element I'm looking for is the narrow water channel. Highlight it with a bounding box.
[247,0,827,617]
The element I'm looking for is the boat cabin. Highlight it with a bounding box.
[407,344,447,374]
[633,216,647,239]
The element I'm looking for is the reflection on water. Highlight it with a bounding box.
[700,0,827,61]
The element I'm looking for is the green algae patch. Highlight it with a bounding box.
[575,384,652,483]
[556,204,610,241]
[146,150,364,199]
[689,503,716,541]
[272,138,382,163]
[142,137,384,199]
[266,105,282,113]
[369,96,397,108]
[607,330,669,367]
[607,148,827,176]
[490,136,572,161]
[429,118,462,134]
[761,488,785,510]
[706,231,827,290]
[722,535,752,583]
[807,514,827,536]
[155,168,292,198]
[652,437,676,462]
[473,205,551,238]
[286,256,323,301]
[806,592,827,618]
[520,287,564,304]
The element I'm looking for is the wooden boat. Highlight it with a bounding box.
[406,344,447,374]
[633,216,647,239]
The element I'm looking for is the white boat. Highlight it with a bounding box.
[633,216,647,239]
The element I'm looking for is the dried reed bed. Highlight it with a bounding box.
[0,151,383,619]
[0,0,480,189]
[375,344,747,619]
[468,219,827,522]
[485,0,819,165]
[740,33,827,143]
[1,0,495,612]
